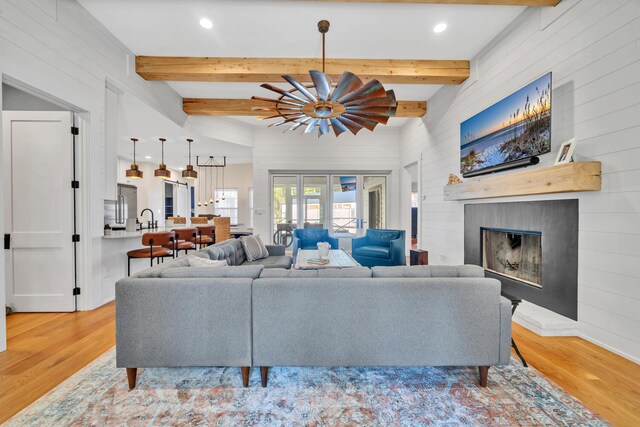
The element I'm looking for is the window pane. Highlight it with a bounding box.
[332,176,357,236]
[214,188,238,224]
[303,176,327,229]
[272,176,298,245]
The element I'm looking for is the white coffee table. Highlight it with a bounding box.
[294,249,360,270]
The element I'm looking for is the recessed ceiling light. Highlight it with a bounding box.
[200,18,213,29]
[433,23,447,33]
[145,155,152,159]
[179,167,185,170]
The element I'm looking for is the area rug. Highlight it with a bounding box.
[5,348,607,426]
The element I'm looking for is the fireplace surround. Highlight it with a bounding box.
[464,200,578,320]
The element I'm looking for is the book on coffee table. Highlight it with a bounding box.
[306,258,329,265]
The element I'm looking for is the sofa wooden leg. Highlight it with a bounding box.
[126,368,137,390]
[479,366,489,387]
[241,366,250,388]
[260,366,269,387]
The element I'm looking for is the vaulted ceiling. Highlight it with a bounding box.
[78,0,536,128]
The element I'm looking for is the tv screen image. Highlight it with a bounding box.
[460,72,552,176]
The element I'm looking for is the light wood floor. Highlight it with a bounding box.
[0,304,638,425]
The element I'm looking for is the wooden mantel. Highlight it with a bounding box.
[443,162,601,201]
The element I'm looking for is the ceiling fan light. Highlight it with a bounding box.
[314,103,333,117]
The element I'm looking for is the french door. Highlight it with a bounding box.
[271,173,387,245]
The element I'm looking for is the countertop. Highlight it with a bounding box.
[102,225,253,239]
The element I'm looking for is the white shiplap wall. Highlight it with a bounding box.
[400,0,640,362]
[0,0,185,316]
[252,127,403,241]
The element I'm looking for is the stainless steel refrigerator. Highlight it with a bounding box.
[104,184,137,228]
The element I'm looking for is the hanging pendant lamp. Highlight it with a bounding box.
[197,164,202,206]
[203,166,209,206]
[251,20,397,137]
[125,138,143,179]
[154,138,171,178]
[214,166,218,204]
[182,139,198,179]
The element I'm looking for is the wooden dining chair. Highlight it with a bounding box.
[195,225,215,249]
[213,217,231,243]
[166,227,197,256]
[127,231,175,276]
[189,217,208,225]
[167,216,187,224]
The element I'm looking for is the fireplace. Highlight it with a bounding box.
[482,228,542,288]
[464,200,578,320]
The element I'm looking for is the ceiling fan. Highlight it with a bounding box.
[251,20,397,137]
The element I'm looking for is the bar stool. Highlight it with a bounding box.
[127,231,175,276]
[196,225,215,249]
[167,227,197,256]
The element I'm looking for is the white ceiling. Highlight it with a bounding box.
[79,0,525,130]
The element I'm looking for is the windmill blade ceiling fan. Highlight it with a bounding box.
[251,20,397,137]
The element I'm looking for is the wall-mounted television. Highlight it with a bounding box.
[460,72,552,177]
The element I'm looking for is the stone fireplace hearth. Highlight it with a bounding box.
[464,200,579,322]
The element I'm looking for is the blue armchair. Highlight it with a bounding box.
[351,229,406,267]
[292,228,340,255]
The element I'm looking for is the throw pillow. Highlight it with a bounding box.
[240,235,269,262]
[188,256,227,268]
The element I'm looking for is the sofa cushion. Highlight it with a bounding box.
[188,257,227,268]
[317,267,372,278]
[371,265,485,278]
[260,268,318,278]
[159,265,264,279]
[243,255,293,269]
[132,251,210,278]
[240,235,269,262]
[204,241,242,266]
[356,245,390,259]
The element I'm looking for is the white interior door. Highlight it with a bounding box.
[3,111,76,312]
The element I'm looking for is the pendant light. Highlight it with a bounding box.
[197,164,202,207]
[125,138,143,179]
[182,139,198,179]
[214,165,218,204]
[221,165,226,201]
[154,138,171,178]
[203,165,209,206]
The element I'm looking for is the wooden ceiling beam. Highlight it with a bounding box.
[136,57,470,85]
[184,98,428,118]
[303,0,561,5]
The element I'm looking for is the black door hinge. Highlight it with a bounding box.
[71,180,80,189]
[72,234,80,242]
[73,288,81,296]
[71,126,79,135]
[4,234,9,250]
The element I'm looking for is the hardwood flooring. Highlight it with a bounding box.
[0,302,115,424]
[0,304,638,426]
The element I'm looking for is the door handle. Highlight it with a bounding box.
[4,234,10,250]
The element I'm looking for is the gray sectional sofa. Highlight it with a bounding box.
[116,248,511,390]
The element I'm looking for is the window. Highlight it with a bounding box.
[214,188,238,225]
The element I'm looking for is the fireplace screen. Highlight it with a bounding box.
[482,228,542,288]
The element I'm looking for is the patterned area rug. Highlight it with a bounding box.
[6,348,607,426]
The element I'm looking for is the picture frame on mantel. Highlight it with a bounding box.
[555,138,578,164]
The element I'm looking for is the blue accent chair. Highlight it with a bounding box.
[292,228,340,255]
[351,229,406,267]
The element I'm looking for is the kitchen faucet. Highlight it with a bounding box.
[140,208,157,229]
